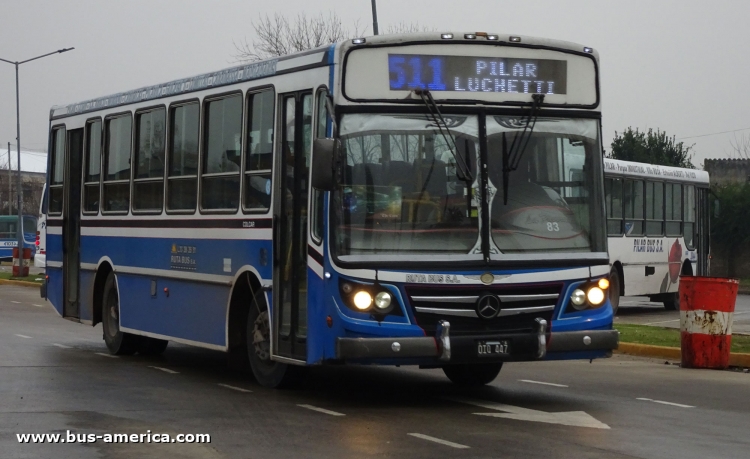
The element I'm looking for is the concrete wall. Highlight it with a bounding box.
[704,159,750,186]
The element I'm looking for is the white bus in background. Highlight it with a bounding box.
[604,158,710,313]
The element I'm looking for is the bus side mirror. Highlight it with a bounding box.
[311,138,340,191]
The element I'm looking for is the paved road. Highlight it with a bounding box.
[616,294,750,334]
[2,285,750,459]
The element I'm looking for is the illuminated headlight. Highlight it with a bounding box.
[583,46,593,53]
[351,37,366,44]
[598,278,610,290]
[374,291,392,310]
[570,289,587,309]
[353,291,373,310]
[587,287,605,306]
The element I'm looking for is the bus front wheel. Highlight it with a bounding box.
[442,363,502,386]
[663,293,680,311]
[101,272,140,355]
[246,290,303,388]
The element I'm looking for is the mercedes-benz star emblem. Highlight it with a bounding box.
[476,294,501,319]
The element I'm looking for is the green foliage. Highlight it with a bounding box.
[609,127,695,168]
[711,182,750,246]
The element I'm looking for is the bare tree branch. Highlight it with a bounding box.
[728,132,750,159]
[233,12,365,63]
[385,22,436,34]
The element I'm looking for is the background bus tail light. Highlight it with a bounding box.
[35,231,40,247]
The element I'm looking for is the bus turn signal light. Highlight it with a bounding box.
[598,278,610,290]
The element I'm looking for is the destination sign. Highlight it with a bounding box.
[388,54,567,94]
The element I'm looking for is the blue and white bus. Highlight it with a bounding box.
[43,32,617,387]
[0,214,37,261]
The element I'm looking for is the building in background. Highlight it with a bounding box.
[0,147,47,216]
[704,158,750,186]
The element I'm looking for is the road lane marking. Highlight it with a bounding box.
[444,397,610,429]
[407,433,469,449]
[637,397,694,408]
[31,304,45,308]
[297,404,345,416]
[95,352,118,358]
[217,383,252,393]
[15,334,32,339]
[149,366,179,374]
[52,343,71,349]
[519,379,568,387]
[11,301,21,304]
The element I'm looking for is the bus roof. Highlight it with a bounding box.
[50,32,599,120]
[603,158,710,186]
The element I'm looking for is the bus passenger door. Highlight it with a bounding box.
[273,91,312,361]
[62,128,83,320]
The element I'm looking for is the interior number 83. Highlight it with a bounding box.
[546,222,560,232]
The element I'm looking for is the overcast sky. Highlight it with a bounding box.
[1,0,748,168]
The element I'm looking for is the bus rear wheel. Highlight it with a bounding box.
[442,363,503,386]
[609,266,621,315]
[101,272,140,355]
[138,337,169,356]
[663,292,680,311]
[246,290,302,388]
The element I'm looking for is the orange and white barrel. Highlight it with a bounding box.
[11,247,31,278]
[679,276,739,369]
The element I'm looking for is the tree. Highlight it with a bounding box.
[728,132,750,159]
[233,12,363,62]
[232,13,434,63]
[608,127,695,169]
[711,182,750,277]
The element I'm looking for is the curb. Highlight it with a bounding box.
[616,342,750,368]
[0,279,42,288]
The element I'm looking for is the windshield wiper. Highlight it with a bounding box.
[413,89,473,182]
[501,93,545,204]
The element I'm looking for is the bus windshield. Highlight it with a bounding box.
[0,216,37,240]
[486,117,604,254]
[334,113,480,259]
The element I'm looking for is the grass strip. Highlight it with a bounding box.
[0,272,44,284]
[616,323,750,354]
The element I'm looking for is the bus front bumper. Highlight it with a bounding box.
[335,320,619,362]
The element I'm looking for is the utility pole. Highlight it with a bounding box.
[0,47,74,261]
[371,0,379,35]
[6,143,10,215]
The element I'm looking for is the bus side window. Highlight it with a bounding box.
[167,102,199,212]
[645,180,664,236]
[684,185,696,248]
[605,177,622,236]
[48,127,66,215]
[244,89,274,212]
[103,114,133,213]
[311,88,328,243]
[624,179,644,236]
[665,183,682,236]
[133,107,166,213]
[202,94,242,211]
[83,120,102,214]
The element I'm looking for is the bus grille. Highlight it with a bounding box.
[405,283,562,336]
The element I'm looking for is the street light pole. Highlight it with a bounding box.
[0,47,74,269]
[371,0,379,35]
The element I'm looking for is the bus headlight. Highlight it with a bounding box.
[587,287,605,306]
[570,289,587,310]
[353,291,373,310]
[374,291,392,310]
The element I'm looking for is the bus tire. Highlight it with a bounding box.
[663,293,680,311]
[442,363,502,386]
[609,266,621,315]
[246,290,303,388]
[138,337,169,356]
[101,272,140,355]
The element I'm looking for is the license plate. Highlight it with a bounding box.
[477,340,510,357]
